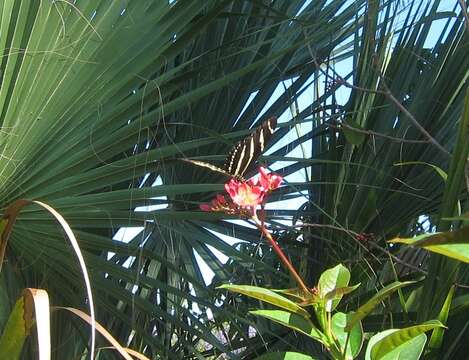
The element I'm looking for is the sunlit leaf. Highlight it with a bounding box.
[0,296,28,360]
[331,312,363,359]
[255,351,317,360]
[370,321,444,360]
[318,264,350,311]
[250,310,328,345]
[365,330,426,360]
[389,227,469,263]
[219,284,310,318]
[345,281,416,331]
[324,284,361,301]
[0,289,50,360]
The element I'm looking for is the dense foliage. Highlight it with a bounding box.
[0,0,467,359]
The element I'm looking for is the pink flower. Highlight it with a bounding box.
[200,194,229,212]
[199,203,212,212]
[225,178,265,208]
[200,168,282,216]
[259,167,283,191]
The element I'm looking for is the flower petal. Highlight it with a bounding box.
[258,167,282,190]
[226,180,264,208]
[200,204,212,212]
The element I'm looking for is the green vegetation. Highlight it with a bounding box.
[0,0,467,359]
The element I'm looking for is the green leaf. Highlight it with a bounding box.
[428,285,455,352]
[370,321,444,360]
[250,310,327,345]
[318,264,350,311]
[219,284,310,318]
[0,296,28,360]
[324,284,361,301]
[342,120,366,146]
[389,227,469,263]
[331,312,363,359]
[365,330,426,360]
[271,288,308,301]
[345,281,416,331]
[255,352,317,360]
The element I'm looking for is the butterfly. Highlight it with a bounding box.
[183,117,277,181]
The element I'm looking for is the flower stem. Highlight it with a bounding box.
[252,215,310,295]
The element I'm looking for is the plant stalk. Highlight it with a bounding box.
[252,215,310,295]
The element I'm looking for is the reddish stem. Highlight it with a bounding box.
[252,215,310,295]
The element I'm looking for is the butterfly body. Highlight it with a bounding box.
[184,117,277,180]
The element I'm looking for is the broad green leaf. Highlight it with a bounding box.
[395,227,469,247]
[324,284,361,301]
[271,288,307,301]
[219,284,310,318]
[365,330,426,360]
[345,281,416,331]
[428,285,455,352]
[255,352,317,360]
[0,296,28,360]
[422,242,469,264]
[318,264,350,311]
[271,288,319,306]
[250,310,327,345]
[370,321,444,360]
[389,227,469,263]
[331,312,363,359]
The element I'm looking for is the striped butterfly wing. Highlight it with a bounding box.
[184,117,277,179]
[223,116,277,178]
[181,159,231,177]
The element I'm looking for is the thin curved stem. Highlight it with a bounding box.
[252,215,310,294]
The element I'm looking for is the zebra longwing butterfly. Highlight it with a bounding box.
[184,117,277,180]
